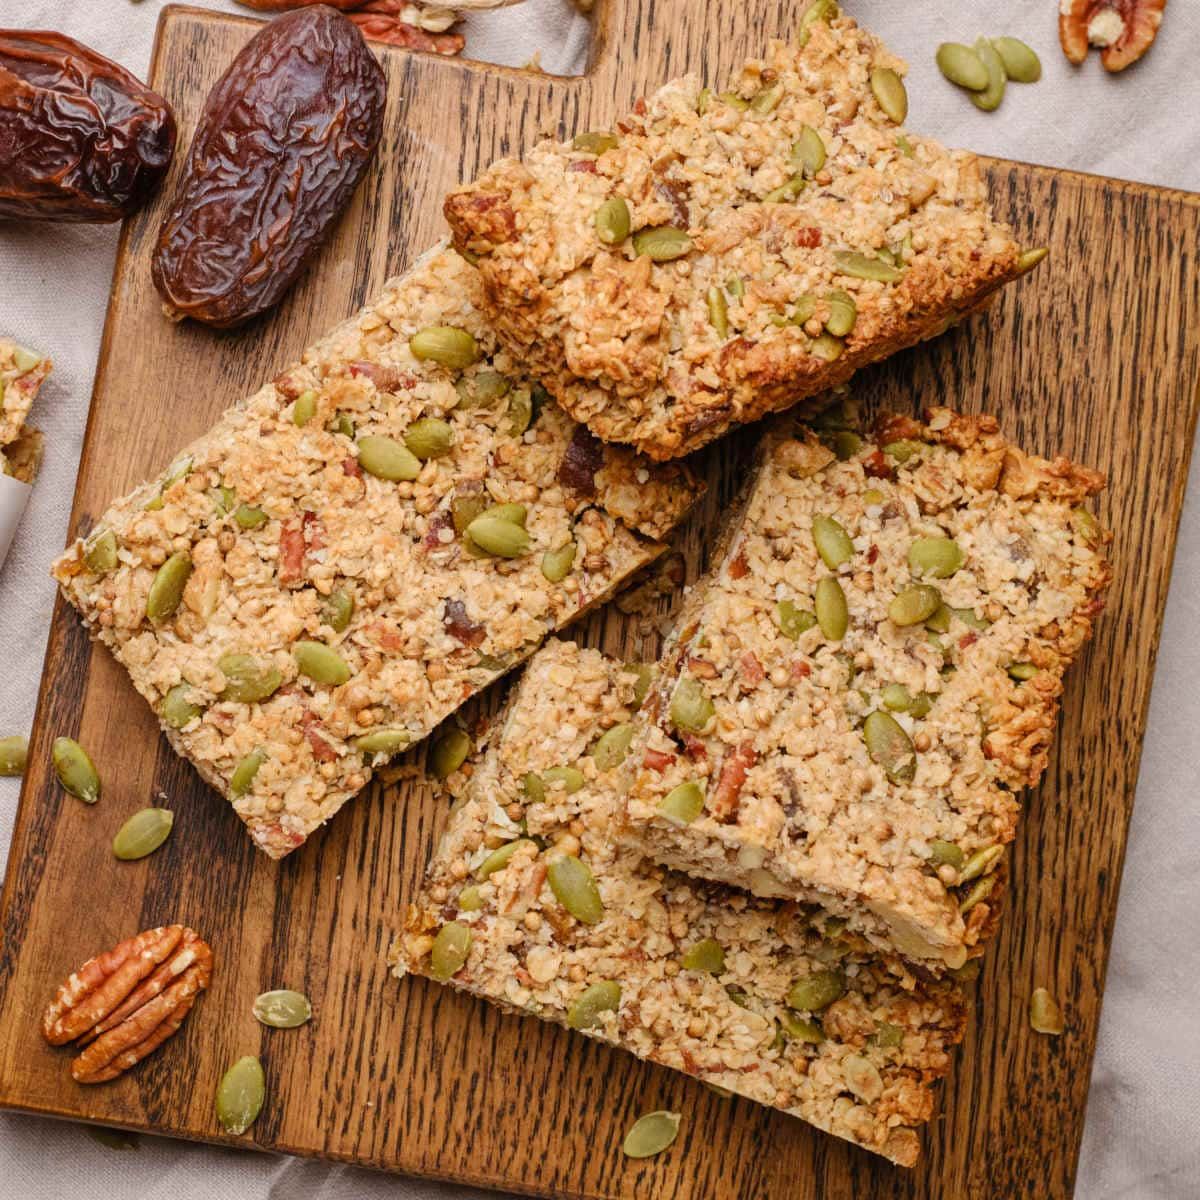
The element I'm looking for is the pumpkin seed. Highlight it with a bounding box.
[0,734,28,776]
[776,600,816,640]
[833,249,904,283]
[572,130,618,154]
[659,780,705,826]
[547,855,604,924]
[357,435,420,482]
[429,728,471,779]
[750,81,783,114]
[218,654,283,704]
[235,504,267,530]
[567,979,620,1030]
[970,38,1006,112]
[725,983,751,1007]
[292,389,317,427]
[991,36,1041,82]
[456,369,510,409]
[623,1111,681,1159]
[959,843,1002,883]
[331,412,355,438]
[798,0,838,45]
[430,921,472,980]
[541,540,577,583]
[53,736,100,804]
[670,675,715,733]
[695,87,713,114]
[293,641,351,687]
[595,197,631,245]
[215,1056,265,1135]
[870,66,908,123]
[210,485,237,515]
[792,125,826,177]
[322,589,354,633]
[815,576,848,640]
[681,937,724,973]
[908,536,964,578]
[465,513,530,558]
[230,750,265,797]
[791,293,818,326]
[928,839,965,870]
[935,42,989,91]
[112,808,174,860]
[507,386,534,436]
[863,710,916,783]
[1017,246,1049,275]
[786,969,844,1012]
[627,662,654,709]
[718,91,750,112]
[146,552,192,623]
[544,765,586,793]
[951,606,989,630]
[809,332,843,361]
[404,418,453,460]
[959,873,996,914]
[812,514,854,568]
[832,430,862,460]
[632,226,692,261]
[12,345,41,372]
[592,723,634,771]
[478,838,538,880]
[1029,987,1064,1035]
[872,1021,904,1048]
[896,133,915,158]
[885,438,922,463]
[521,772,546,804]
[889,584,941,627]
[252,989,312,1029]
[161,682,203,728]
[881,683,912,712]
[706,286,729,338]
[763,174,806,203]
[778,1009,824,1042]
[457,885,483,912]
[1008,662,1039,681]
[409,326,479,370]
[824,290,857,337]
[82,529,118,573]
[925,604,951,634]
[354,728,410,755]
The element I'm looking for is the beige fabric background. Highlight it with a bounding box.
[1,2,1196,1196]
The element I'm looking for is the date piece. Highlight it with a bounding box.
[0,30,176,223]
[152,6,386,328]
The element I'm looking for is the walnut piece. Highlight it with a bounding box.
[1059,0,1167,72]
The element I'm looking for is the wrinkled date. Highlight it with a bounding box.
[152,6,386,328]
[0,30,176,223]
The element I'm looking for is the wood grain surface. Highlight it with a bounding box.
[1,4,1198,1197]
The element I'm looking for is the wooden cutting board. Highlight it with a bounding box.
[1,4,1198,1196]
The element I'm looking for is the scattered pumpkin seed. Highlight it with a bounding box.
[11,345,41,372]
[112,808,174,861]
[717,91,750,112]
[330,412,355,438]
[210,484,237,515]
[815,576,848,640]
[595,196,631,245]
[833,249,904,283]
[809,332,843,361]
[786,969,845,1012]
[670,675,715,733]
[566,979,621,1030]
[870,67,908,123]
[541,765,584,794]
[750,81,783,114]
[547,855,604,924]
[541,540,577,583]
[409,326,479,369]
[991,36,1041,82]
[659,780,705,826]
[507,386,534,436]
[322,589,354,633]
[622,1111,681,1159]
[632,226,692,261]
[430,728,471,779]
[824,290,857,337]
[357,435,421,482]
[456,369,510,409]
[465,513,530,558]
[881,683,912,712]
[478,838,538,880]
[885,439,922,463]
[706,286,729,338]
[936,42,989,91]
[925,604,951,634]
[777,599,817,640]
[959,873,996,914]
[218,654,283,704]
[215,1056,265,1136]
[292,389,317,427]
[354,728,410,755]
[82,529,118,573]
[146,552,192,623]
[792,125,826,177]
[1029,987,1064,1035]
[0,734,28,776]
[812,514,854,568]
[457,885,483,912]
[833,430,862,460]
[161,682,203,728]
[928,839,965,871]
[798,0,838,46]
[293,641,351,687]
[872,1022,904,1048]
[726,276,745,300]
[863,711,916,783]
[1017,246,1049,275]
[253,989,312,1029]
[908,536,964,578]
[53,736,100,804]
[778,1010,824,1042]
[896,133,915,158]
[763,174,806,203]
[695,87,712,114]
[230,750,265,797]
[681,937,725,973]
[572,130,618,154]
[404,417,453,460]
[959,843,1003,883]
[951,606,989,630]
[889,584,942,627]
[970,37,1007,111]
[592,723,634,771]
[521,772,546,804]
[1008,662,1039,681]
[235,504,267,530]
[430,921,472,980]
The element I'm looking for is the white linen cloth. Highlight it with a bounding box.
[1,2,1197,1196]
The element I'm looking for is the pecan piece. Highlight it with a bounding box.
[1059,1,1166,72]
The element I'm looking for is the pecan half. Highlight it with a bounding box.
[42,925,212,1084]
[1059,1,1166,72]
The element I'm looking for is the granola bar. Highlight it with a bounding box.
[1,338,50,482]
[396,640,967,1166]
[444,11,1029,460]
[619,408,1111,970]
[52,246,702,857]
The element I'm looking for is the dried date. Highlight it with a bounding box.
[151,7,386,328]
[0,30,176,223]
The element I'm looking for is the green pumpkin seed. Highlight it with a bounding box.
[833,250,904,283]
[1029,987,1064,1035]
[354,728,410,755]
[1008,662,1039,682]
[763,174,806,204]
[455,369,510,409]
[230,750,265,797]
[292,389,317,427]
[0,734,28,776]
[541,540,577,583]
[726,276,745,300]
[235,504,267,530]
[695,87,713,114]
[908,536,964,578]
[215,1056,265,1135]
[798,0,838,45]
[82,529,118,574]
[832,430,862,460]
[786,969,844,1012]
[457,885,483,912]
[357,435,421,482]
[1017,246,1049,275]
[543,765,585,794]
[959,843,1002,883]
[632,226,692,261]
[824,290,857,337]
[53,736,100,804]
[885,439,922,463]
[112,808,174,860]
[718,91,750,112]
[293,641,351,687]
[863,711,916,783]
[465,514,530,558]
[681,937,724,973]
[815,576,848,640]
[507,386,535,436]
[670,675,715,733]
[935,42,989,91]
[788,294,817,327]
[706,286,729,338]
[808,332,844,361]
[881,683,912,712]
[959,873,997,914]
[482,502,527,526]
[478,838,538,880]
[521,772,546,804]
[252,989,312,1029]
[870,66,908,124]
[951,606,989,630]
[330,412,355,438]
[872,1021,904,1048]
[161,682,203,728]
[430,921,472,980]
[322,589,354,633]
[991,36,1041,83]
[627,662,654,709]
[409,326,479,370]
[567,979,621,1030]
[12,345,41,372]
[429,727,471,779]
[146,552,192,623]
[592,723,634,771]
[218,654,283,704]
[928,839,965,871]
[812,514,854,568]
[547,855,604,924]
[896,133,915,158]
[595,197,631,245]
[404,418,453,460]
[659,780,706,825]
[925,604,951,634]
[210,485,237,515]
[573,130,618,154]
[623,1111,681,1159]
[792,125,826,177]
[970,38,1006,112]
[750,81,783,114]
[889,584,941,626]
[777,600,817,641]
